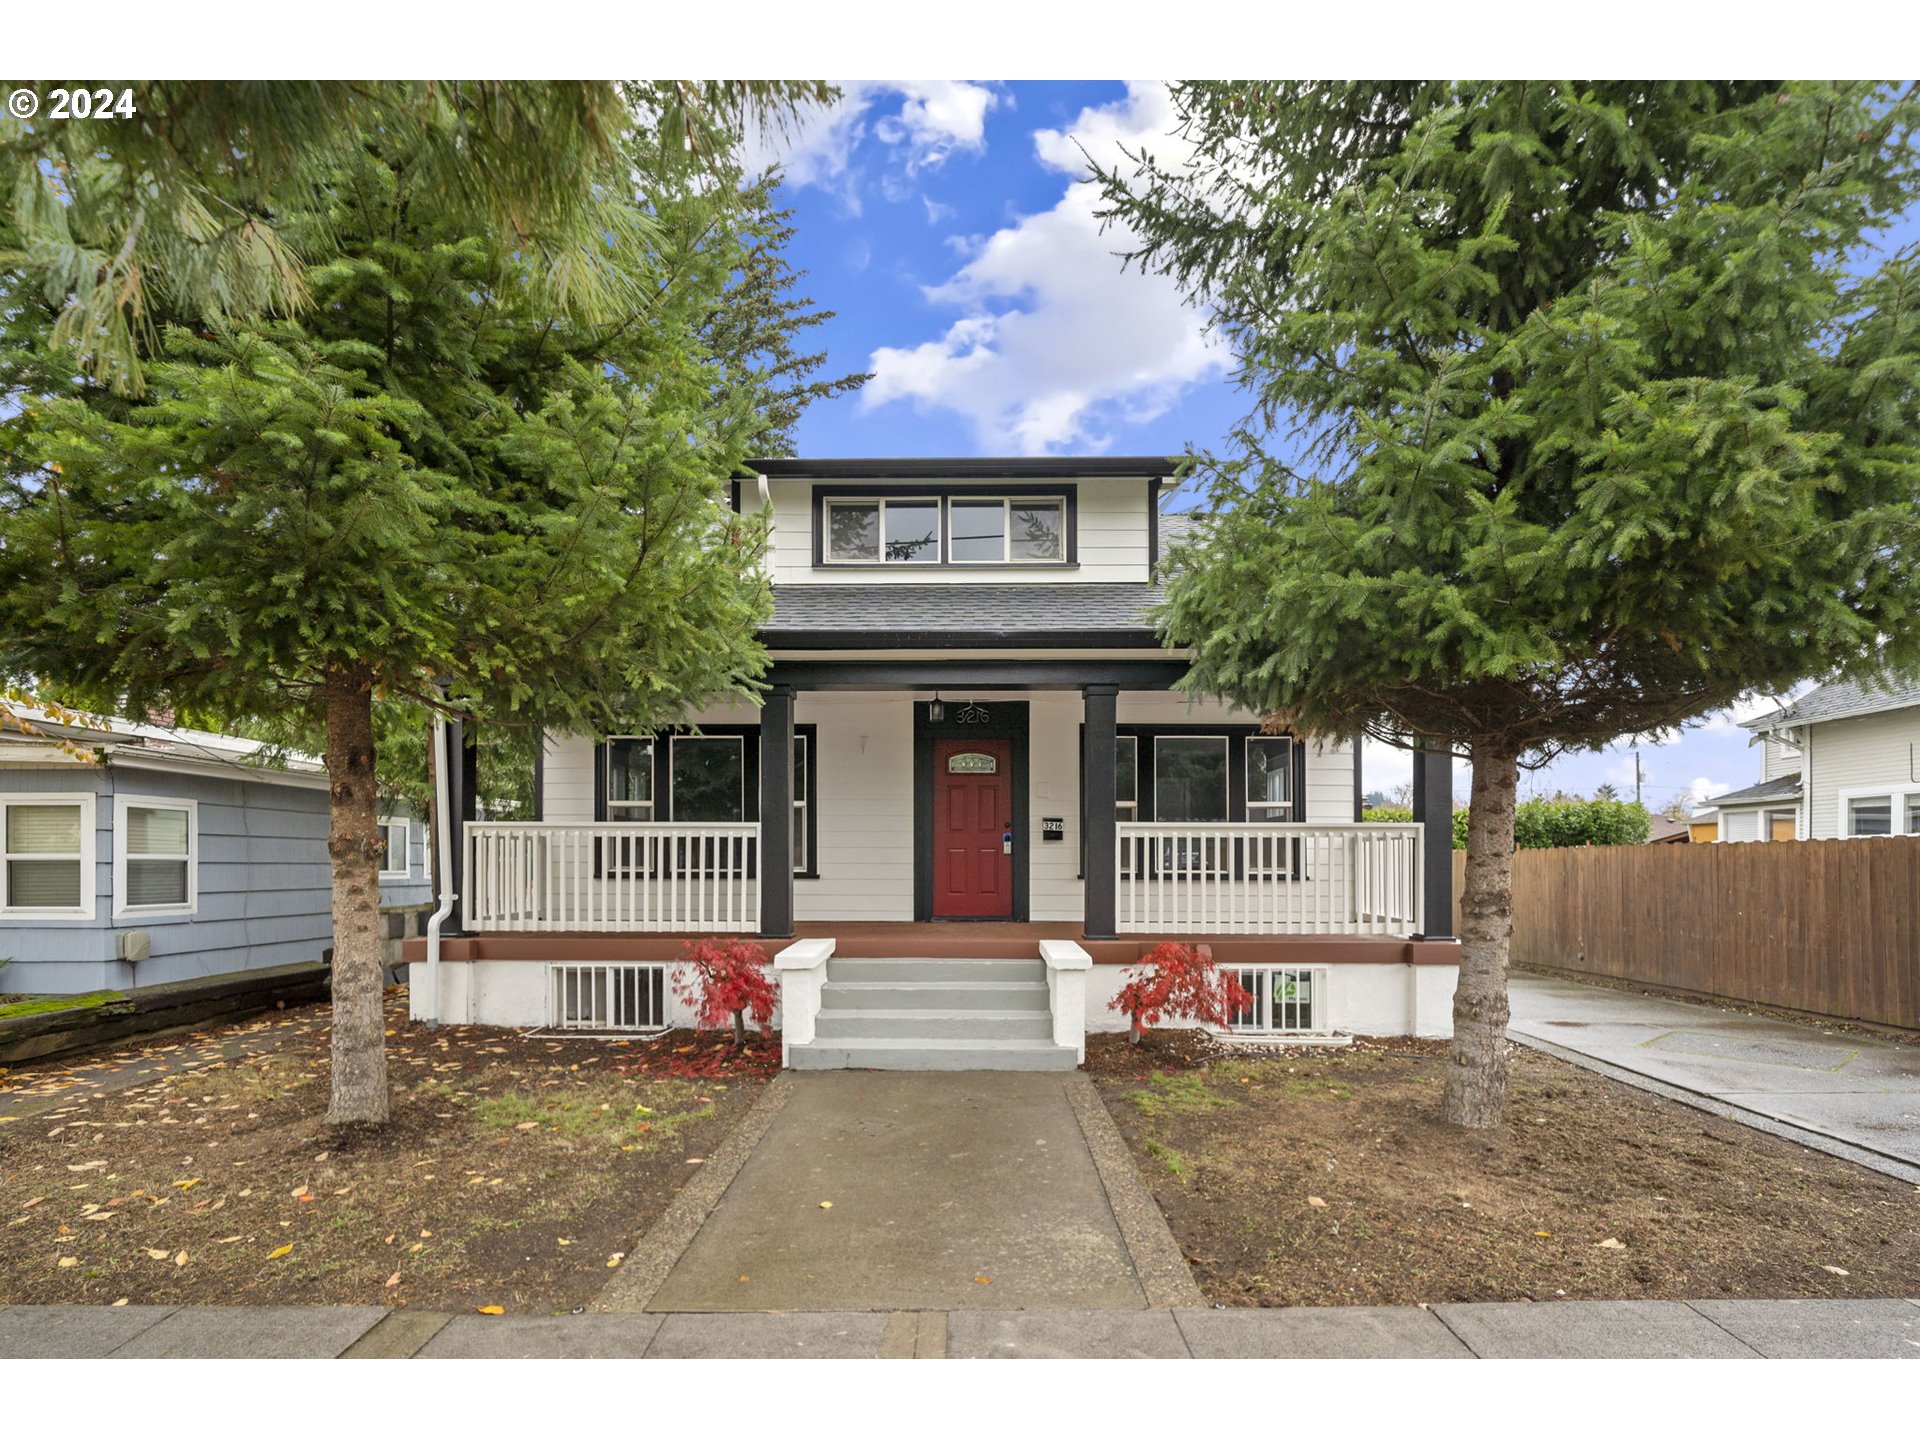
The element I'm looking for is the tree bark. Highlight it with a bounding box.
[324,665,390,1125]
[1442,743,1520,1129]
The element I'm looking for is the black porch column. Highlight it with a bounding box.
[758,685,796,939]
[1410,741,1454,939]
[1082,684,1119,941]
[444,718,479,933]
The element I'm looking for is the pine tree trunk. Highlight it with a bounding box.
[324,665,390,1126]
[1442,744,1519,1129]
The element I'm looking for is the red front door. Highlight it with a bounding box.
[933,738,1014,918]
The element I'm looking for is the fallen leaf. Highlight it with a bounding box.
[818,1200,833,1210]
[606,1253,624,1268]
[1596,1238,1626,1251]
[173,1178,200,1191]
[975,1275,992,1284]
[476,1305,505,1316]
[111,1298,129,1307]
[1534,1231,1552,1239]
[145,1247,169,1260]
[1822,1265,1850,1277]
[290,1185,310,1199]
[514,1121,539,1131]
[385,1271,402,1288]
[297,1194,316,1204]
[1306,1196,1327,1208]
[57,1256,79,1268]
[216,1235,243,1244]
[173,1250,189,1266]
[267,1244,293,1259]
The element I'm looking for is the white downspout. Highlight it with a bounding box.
[423,710,457,1029]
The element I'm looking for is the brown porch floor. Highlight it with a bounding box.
[405,922,1456,967]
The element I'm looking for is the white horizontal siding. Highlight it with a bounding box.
[1805,706,1920,839]
[541,692,1358,924]
[766,477,1151,584]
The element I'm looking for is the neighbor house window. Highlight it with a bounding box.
[114,796,195,915]
[378,818,411,880]
[1847,796,1892,837]
[1245,736,1294,822]
[1908,797,1920,835]
[2,795,95,916]
[605,737,655,821]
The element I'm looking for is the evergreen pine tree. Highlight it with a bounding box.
[1096,81,1920,1126]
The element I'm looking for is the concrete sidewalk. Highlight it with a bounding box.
[3,1299,1917,1358]
[625,1071,1195,1314]
[1509,973,1920,1182]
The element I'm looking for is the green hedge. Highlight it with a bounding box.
[1361,800,1651,850]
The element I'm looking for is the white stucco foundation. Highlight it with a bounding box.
[411,956,1456,1041]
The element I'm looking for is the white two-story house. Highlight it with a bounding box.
[1703,677,1920,842]
[406,457,1460,1066]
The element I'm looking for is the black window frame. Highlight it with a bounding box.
[593,725,819,880]
[1079,722,1310,880]
[810,484,1079,570]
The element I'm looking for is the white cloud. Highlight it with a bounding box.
[861,83,1228,454]
[740,82,1001,216]
[1689,776,1733,805]
[923,196,957,226]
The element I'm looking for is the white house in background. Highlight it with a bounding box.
[406,457,1461,1067]
[1,705,431,993]
[1696,676,1920,841]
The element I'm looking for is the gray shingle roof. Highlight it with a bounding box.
[765,583,1164,641]
[1742,675,1920,731]
[1700,773,1802,809]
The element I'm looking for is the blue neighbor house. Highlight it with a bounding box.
[1,703,429,995]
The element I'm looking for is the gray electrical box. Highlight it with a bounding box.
[116,930,152,964]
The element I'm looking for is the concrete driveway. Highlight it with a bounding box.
[1509,973,1920,1177]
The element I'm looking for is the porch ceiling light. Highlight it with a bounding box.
[928,691,945,722]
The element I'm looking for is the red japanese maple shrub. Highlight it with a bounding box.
[1109,941,1253,1044]
[674,938,778,1045]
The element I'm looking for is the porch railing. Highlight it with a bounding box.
[465,822,761,934]
[1116,822,1423,936]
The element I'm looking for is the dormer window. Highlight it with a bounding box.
[816,487,1076,567]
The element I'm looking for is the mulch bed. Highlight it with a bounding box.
[1089,1032,1920,1308]
[0,991,775,1315]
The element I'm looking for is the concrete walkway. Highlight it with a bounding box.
[630,1071,1192,1313]
[1508,974,1920,1181]
[3,1299,1917,1358]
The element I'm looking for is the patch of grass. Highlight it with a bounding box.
[474,1078,713,1148]
[180,1055,315,1105]
[0,990,126,1020]
[1142,1138,1193,1179]
[1126,1069,1237,1119]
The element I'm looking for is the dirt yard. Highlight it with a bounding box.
[0,991,775,1315]
[1088,1032,1920,1308]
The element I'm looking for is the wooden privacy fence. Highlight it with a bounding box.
[1451,837,1920,1031]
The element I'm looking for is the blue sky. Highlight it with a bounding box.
[746,81,1912,810]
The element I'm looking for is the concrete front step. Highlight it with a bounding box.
[825,957,1045,984]
[813,1008,1056,1041]
[821,979,1051,1012]
[787,1037,1079,1072]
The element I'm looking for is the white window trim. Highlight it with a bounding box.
[822,497,942,566]
[604,735,656,822]
[378,816,411,881]
[1244,734,1295,821]
[1,792,98,920]
[1838,784,1920,838]
[112,793,196,919]
[948,495,1068,565]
